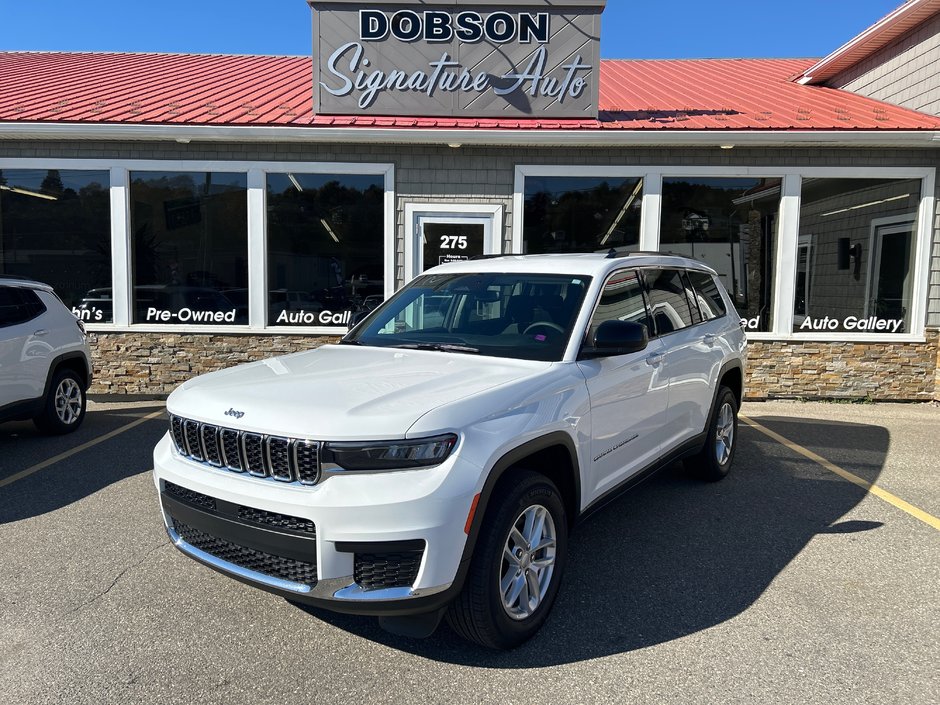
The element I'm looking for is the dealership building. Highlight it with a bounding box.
[2,0,940,400]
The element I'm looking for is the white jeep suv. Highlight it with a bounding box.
[0,277,93,434]
[153,253,746,648]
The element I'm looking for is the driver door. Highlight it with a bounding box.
[576,269,669,501]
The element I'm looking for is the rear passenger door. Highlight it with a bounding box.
[0,286,49,406]
[577,269,668,501]
[641,268,724,451]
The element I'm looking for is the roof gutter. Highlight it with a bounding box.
[1,122,939,148]
[794,0,940,85]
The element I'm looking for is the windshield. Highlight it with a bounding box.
[344,272,592,362]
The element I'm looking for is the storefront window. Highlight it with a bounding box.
[266,172,385,327]
[795,178,921,334]
[660,177,782,332]
[0,168,111,322]
[523,176,642,254]
[130,171,248,325]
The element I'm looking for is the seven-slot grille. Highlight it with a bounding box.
[169,415,320,485]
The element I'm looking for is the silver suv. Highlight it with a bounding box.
[0,277,93,434]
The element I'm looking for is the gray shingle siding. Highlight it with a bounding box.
[829,13,940,117]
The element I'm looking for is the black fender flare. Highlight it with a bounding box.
[451,431,581,592]
[41,352,92,400]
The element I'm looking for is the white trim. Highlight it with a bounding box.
[3,123,940,148]
[912,168,936,337]
[639,172,662,251]
[247,168,267,331]
[403,202,503,281]
[108,167,131,328]
[774,174,802,335]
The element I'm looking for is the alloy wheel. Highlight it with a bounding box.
[55,378,83,425]
[499,504,557,621]
[714,402,735,465]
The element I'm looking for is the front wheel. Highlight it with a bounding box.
[34,368,87,435]
[686,385,738,482]
[446,470,568,650]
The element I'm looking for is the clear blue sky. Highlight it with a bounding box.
[0,1,905,60]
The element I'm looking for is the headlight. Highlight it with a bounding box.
[322,434,458,472]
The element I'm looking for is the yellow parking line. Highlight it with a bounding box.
[0,408,165,489]
[740,414,940,532]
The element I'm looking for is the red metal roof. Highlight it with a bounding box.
[1,51,938,131]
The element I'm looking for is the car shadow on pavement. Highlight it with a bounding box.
[296,415,889,667]
[0,404,166,524]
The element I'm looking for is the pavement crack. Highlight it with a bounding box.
[69,540,169,614]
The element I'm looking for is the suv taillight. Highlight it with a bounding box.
[76,318,86,335]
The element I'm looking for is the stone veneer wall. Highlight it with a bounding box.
[88,330,940,401]
[745,328,940,401]
[88,333,339,396]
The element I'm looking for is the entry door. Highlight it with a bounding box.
[405,205,503,280]
[869,222,914,324]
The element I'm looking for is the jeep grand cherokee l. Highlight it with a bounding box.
[153,253,746,649]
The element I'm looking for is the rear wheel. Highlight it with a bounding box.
[446,470,568,649]
[686,385,737,482]
[34,368,86,435]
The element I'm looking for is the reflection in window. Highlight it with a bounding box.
[266,173,385,326]
[130,172,248,325]
[0,169,111,322]
[796,178,920,334]
[523,176,642,254]
[642,268,696,335]
[661,178,782,332]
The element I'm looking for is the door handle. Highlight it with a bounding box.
[33,329,49,337]
[646,352,664,367]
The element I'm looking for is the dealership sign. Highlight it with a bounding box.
[308,1,606,118]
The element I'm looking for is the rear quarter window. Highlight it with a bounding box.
[686,271,727,321]
[0,286,45,327]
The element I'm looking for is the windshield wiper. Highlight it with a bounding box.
[391,343,481,354]
[338,339,363,345]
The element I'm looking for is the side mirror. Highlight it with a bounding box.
[581,320,649,358]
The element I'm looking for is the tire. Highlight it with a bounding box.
[686,385,738,482]
[34,368,87,435]
[446,470,568,650]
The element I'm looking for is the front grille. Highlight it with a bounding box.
[169,415,320,485]
[354,550,424,590]
[164,481,216,511]
[163,481,316,536]
[174,520,318,587]
[238,506,317,536]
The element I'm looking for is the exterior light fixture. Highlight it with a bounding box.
[720,144,735,150]
[448,143,462,149]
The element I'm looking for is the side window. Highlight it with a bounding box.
[0,286,42,327]
[19,289,48,320]
[686,271,727,321]
[641,268,696,336]
[588,269,652,340]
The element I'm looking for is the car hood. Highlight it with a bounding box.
[167,344,551,440]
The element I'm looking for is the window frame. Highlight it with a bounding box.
[0,158,395,334]
[514,165,936,342]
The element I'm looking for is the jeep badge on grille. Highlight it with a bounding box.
[224,408,245,419]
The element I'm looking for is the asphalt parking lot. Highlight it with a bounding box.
[1,399,937,705]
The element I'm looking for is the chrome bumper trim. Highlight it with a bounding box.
[167,526,313,595]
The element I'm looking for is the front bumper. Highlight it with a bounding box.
[153,434,481,616]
